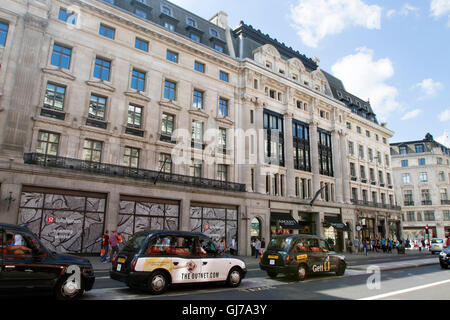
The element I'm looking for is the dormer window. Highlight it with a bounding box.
[186,17,197,27]
[210,28,218,38]
[161,5,172,16]
[266,61,272,69]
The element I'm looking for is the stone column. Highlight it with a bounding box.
[180,197,191,232]
[331,129,343,203]
[284,112,295,197]
[309,120,320,194]
[106,190,120,232]
[255,102,266,194]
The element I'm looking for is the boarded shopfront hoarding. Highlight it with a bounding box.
[18,187,106,254]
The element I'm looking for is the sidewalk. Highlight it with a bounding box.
[83,249,438,273]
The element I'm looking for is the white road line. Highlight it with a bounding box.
[359,279,450,300]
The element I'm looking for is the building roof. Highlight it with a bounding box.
[390,133,450,156]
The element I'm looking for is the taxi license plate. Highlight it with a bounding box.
[434,245,439,248]
[268,255,278,259]
[117,264,122,272]
[270,260,275,265]
[118,258,126,263]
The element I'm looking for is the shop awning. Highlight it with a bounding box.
[271,213,301,229]
[323,215,350,231]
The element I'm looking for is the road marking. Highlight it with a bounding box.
[359,279,450,300]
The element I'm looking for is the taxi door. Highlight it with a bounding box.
[196,237,228,282]
[307,239,328,274]
[169,236,203,284]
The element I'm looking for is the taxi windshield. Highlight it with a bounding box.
[267,237,292,251]
[123,233,148,252]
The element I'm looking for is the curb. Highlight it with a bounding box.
[347,260,438,272]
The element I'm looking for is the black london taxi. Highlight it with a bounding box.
[439,247,450,269]
[259,234,346,281]
[110,230,246,294]
[0,223,95,300]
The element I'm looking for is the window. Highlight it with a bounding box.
[293,120,311,172]
[399,146,407,155]
[421,189,431,202]
[135,38,149,52]
[359,145,364,159]
[250,110,254,124]
[219,98,228,117]
[444,210,450,221]
[164,22,175,31]
[190,33,200,42]
[44,83,66,111]
[263,110,285,166]
[360,166,366,179]
[348,141,354,155]
[377,152,382,164]
[368,148,373,161]
[417,212,423,221]
[217,164,228,182]
[124,147,140,168]
[419,172,428,182]
[383,137,387,144]
[417,158,425,166]
[350,163,356,177]
[190,159,202,178]
[58,8,76,25]
[356,126,361,134]
[439,171,445,182]
[424,211,435,221]
[378,170,384,184]
[404,190,413,204]
[214,44,224,53]
[51,44,72,69]
[131,69,146,91]
[88,94,107,120]
[366,130,370,137]
[93,57,111,81]
[159,154,172,174]
[82,139,102,163]
[127,104,143,128]
[135,8,147,19]
[385,154,390,167]
[440,189,448,201]
[161,5,172,16]
[194,61,205,73]
[346,122,351,129]
[220,71,229,82]
[186,17,197,27]
[191,120,204,142]
[192,90,204,109]
[36,131,60,156]
[164,80,176,100]
[99,24,115,39]
[407,212,415,222]
[210,28,218,38]
[218,128,227,149]
[401,160,408,167]
[387,173,392,185]
[318,130,333,177]
[166,50,178,63]
[415,144,424,153]
[161,113,174,137]
[402,173,410,184]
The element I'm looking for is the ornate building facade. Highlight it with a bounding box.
[391,134,450,240]
[0,0,401,254]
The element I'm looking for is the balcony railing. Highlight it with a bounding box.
[421,200,432,206]
[23,153,246,193]
[441,199,450,205]
[351,199,401,211]
[404,201,414,206]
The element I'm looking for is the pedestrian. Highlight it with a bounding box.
[219,237,226,253]
[101,230,110,263]
[261,238,266,251]
[255,237,261,259]
[446,235,450,248]
[363,239,368,256]
[421,238,425,251]
[418,239,423,252]
[251,238,256,257]
[109,230,120,262]
[354,238,359,254]
[388,239,392,253]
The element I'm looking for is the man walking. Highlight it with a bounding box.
[101,230,110,263]
[109,230,120,262]
[446,235,450,249]
[255,238,261,259]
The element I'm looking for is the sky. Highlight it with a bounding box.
[168,0,450,146]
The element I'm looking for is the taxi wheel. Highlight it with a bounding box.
[267,271,278,278]
[227,267,243,288]
[440,262,448,269]
[148,271,169,295]
[54,275,84,301]
[294,264,307,281]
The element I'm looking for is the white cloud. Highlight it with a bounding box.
[439,108,450,122]
[331,47,400,121]
[401,109,422,120]
[289,0,382,47]
[430,0,450,25]
[386,9,396,18]
[436,129,450,147]
[386,3,419,18]
[414,78,444,97]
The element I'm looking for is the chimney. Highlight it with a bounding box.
[210,11,228,29]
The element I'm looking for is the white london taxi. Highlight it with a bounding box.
[110,231,246,294]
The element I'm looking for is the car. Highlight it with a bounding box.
[109,231,246,294]
[259,234,346,281]
[0,223,95,300]
[429,238,447,254]
[439,248,450,269]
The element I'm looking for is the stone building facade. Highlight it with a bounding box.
[391,133,450,240]
[0,0,401,255]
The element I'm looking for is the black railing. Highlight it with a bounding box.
[441,200,450,205]
[23,153,246,193]
[404,201,414,206]
[351,199,401,211]
[421,200,432,206]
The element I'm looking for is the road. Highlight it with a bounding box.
[83,262,449,300]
